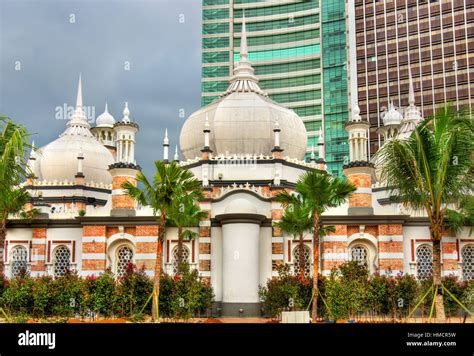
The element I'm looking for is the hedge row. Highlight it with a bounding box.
[259,262,474,319]
[0,263,214,320]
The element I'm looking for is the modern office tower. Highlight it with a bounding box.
[348,0,474,156]
[202,0,349,175]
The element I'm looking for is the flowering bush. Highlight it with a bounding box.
[115,264,153,317]
[259,264,312,318]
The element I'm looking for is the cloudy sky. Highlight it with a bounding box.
[0,0,202,178]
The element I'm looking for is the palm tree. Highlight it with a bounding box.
[377,106,473,322]
[0,117,31,274]
[275,192,313,280]
[294,170,356,322]
[122,161,202,321]
[168,191,206,272]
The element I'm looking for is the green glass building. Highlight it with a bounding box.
[202,0,348,175]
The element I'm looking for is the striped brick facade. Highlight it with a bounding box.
[81,225,107,275]
[198,207,212,282]
[271,205,284,277]
[31,227,47,274]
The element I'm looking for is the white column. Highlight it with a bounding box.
[354,138,359,161]
[222,222,260,305]
[125,141,130,163]
[116,140,122,162]
[130,140,135,163]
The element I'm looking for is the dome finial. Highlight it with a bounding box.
[29,140,36,159]
[122,102,130,123]
[174,145,179,162]
[105,101,109,113]
[310,145,315,162]
[163,129,169,162]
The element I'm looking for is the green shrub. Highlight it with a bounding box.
[394,274,418,317]
[259,264,312,318]
[367,274,396,316]
[32,276,54,318]
[1,272,35,316]
[115,264,153,317]
[159,263,214,319]
[88,270,116,317]
[324,261,369,320]
[442,275,468,317]
[50,272,86,317]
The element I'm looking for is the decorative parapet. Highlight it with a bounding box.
[212,182,272,200]
[180,153,316,168]
[25,179,112,190]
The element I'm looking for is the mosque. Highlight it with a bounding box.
[4,18,473,317]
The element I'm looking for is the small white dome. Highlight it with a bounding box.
[95,103,115,127]
[224,198,257,214]
[383,103,403,126]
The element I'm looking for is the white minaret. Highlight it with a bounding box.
[113,102,139,164]
[346,104,370,163]
[109,102,140,217]
[163,128,169,163]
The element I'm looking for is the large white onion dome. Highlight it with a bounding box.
[382,101,403,127]
[34,76,114,184]
[95,103,115,127]
[179,15,307,160]
[398,69,423,139]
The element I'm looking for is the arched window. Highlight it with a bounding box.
[11,245,28,277]
[461,245,474,281]
[53,245,71,277]
[172,245,190,275]
[293,245,312,278]
[416,245,433,280]
[350,245,369,268]
[116,245,134,278]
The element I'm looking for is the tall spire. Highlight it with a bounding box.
[398,65,423,139]
[220,11,267,97]
[61,74,92,136]
[240,11,248,62]
[76,73,83,108]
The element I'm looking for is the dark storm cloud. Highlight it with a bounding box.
[0,0,202,178]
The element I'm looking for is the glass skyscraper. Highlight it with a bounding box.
[201,0,348,175]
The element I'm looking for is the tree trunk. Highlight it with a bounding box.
[0,221,6,275]
[151,214,166,322]
[298,234,305,280]
[432,237,446,323]
[311,215,320,323]
[177,226,183,273]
